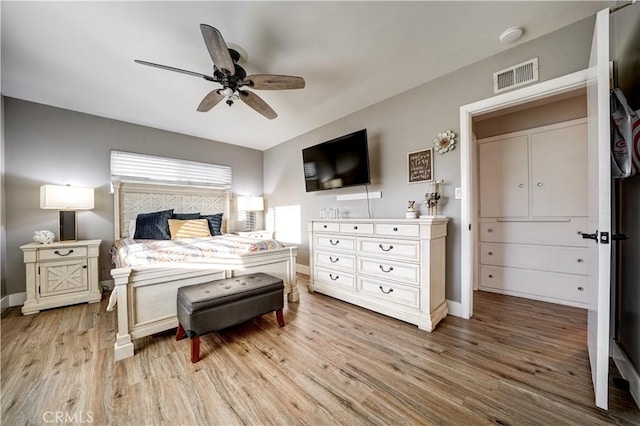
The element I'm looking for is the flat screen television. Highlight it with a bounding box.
[302,129,370,192]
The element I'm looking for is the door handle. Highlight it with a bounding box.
[580,231,598,241]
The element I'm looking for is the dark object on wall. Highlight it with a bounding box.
[134,24,305,120]
[302,129,371,192]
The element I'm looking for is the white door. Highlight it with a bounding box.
[585,8,611,410]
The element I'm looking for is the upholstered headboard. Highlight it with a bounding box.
[113,181,231,239]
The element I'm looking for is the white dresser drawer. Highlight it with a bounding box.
[479,265,588,304]
[315,251,356,272]
[358,257,419,286]
[38,246,88,260]
[358,237,420,261]
[375,223,420,237]
[314,267,356,290]
[315,234,356,252]
[339,222,374,234]
[359,278,420,309]
[480,243,588,275]
[313,222,340,232]
[479,220,588,247]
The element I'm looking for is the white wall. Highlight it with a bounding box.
[264,16,596,302]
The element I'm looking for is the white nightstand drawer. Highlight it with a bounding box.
[38,246,88,261]
[358,237,420,261]
[339,222,374,234]
[359,278,420,309]
[375,223,420,237]
[314,267,356,290]
[358,257,419,285]
[315,234,356,252]
[315,251,356,272]
[313,222,340,232]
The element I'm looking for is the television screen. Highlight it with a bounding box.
[302,129,370,192]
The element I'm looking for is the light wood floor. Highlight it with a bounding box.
[2,275,639,425]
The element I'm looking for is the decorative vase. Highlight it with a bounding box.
[405,210,417,219]
[33,230,55,244]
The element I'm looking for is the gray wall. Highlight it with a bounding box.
[264,16,596,303]
[4,98,263,295]
[1,96,6,299]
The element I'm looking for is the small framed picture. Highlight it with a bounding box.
[408,148,433,183]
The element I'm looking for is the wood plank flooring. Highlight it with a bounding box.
[2,275,639,425]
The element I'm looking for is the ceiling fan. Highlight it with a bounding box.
[135,24,305,120]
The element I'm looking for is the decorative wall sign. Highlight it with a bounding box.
[408,148,434,183]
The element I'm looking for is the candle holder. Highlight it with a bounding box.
[424,180,443,215]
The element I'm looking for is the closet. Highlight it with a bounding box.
[477,117,589,307]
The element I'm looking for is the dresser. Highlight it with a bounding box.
[308,217,448,331]
[477,118,589,307]
[20,240,102,315]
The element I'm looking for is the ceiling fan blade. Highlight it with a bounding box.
[197,90,225,112]
[238,90,277,120]
[134,60,214,81]
[200,24,235,76]
[246,74,306,90]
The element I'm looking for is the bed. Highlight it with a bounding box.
[109,181,299,361]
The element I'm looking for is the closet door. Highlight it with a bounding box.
[530,122,588,217]
[479,135,529,217]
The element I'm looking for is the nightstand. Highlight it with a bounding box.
[235,230,274,240]
[20,239,102,315]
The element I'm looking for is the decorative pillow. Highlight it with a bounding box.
[133,209,174,240]
[200,213,224,236]
[168,219,212,239]
[128,219,137,238]
[172,212,201,219]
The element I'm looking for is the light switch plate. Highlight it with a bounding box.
[455,187,462,199]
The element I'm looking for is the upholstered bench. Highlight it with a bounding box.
[176,273,285,363]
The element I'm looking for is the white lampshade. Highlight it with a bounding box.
[40,184,94,210]
[237,196,264,212]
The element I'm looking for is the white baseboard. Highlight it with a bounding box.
[9,292,26,308]
[612,341,640,409]
[446,300,464,318]
[1,295,9,315]
[296,263,310,276]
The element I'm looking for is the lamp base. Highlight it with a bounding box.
[59,210,78,241]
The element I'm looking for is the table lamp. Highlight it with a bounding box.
[237,196,264,231]
[40,184,94,241]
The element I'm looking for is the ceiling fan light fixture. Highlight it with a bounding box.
[499,26,524,44]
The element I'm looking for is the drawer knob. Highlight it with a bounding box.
[537,182,543,187]
[329,257,339,263]
[488,251,493,256]
[329,274,339,281]
[379,244,394,252]
[487,228,493,233]
[488,274,493,278]
[353,226,358,230]
[577,259,584,263]
[379,265,394,273]
[329,239,340,246]
[323,225,328,228]
[393,227,398,231]
[379,286,394,295]
[54,249,74,257]
[577,286,584,291]
[83,265,88,269]
[518,183,524,188]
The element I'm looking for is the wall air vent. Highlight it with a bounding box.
[493,57,539,94]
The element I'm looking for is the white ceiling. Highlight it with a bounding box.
[1,1,611,151]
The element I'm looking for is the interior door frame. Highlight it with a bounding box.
[459,68,589,319]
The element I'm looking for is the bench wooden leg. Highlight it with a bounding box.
[191,336,201,363]
[176,323,186,341]
[276,308,285,327]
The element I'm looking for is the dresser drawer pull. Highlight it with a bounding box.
[379,286,394,295]
[379,265,394,273]
[329,273,339,281]
[488,251,493,256]
[487,228,493,233]
[329,239,340,246]
[577,259,584,263]
[83,265,87,269]
[577,286,584,291]
[329,256,339,263]
[54,249,74,257]
[393,227,398,231]
[323,225,328,229]
[488,274,493,278]
[378,244,394,252]
[353,226,358,230]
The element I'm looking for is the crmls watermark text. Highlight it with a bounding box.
[42,411,94,424]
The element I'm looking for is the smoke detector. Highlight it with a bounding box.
[499,26,524,44]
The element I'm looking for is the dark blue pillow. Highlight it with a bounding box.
[172,212,200,219]
[134,209,174,240]
[200,213,224,236]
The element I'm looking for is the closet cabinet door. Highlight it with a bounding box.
[479,135,529,217]
[530,123,588,217]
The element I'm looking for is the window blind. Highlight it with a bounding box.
[110,150,232,188]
